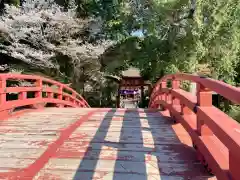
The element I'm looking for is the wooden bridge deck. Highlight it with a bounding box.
[0,108,216,180]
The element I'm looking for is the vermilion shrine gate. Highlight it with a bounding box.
[117,68,151,108]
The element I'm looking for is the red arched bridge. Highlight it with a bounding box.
[0,73,239,180]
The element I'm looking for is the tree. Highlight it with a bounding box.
[192,0,240,84]
[0,0,114,94]
[101,0,240,85]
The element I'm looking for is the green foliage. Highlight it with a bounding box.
[99,0,240,114]
[6,0,20,6]
[193,0,240,84]
[229,105,240,122]
[100,0,196,81]
[100,0,240,86]
[2,0,239,109]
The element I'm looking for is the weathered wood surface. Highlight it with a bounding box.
[0,108,216,179]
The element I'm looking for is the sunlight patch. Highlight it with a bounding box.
[104,118,123,143]
[145,154,161,180]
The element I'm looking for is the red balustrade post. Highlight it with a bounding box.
[35,79,42,99]
[153,84,161,108]
[154,84,161,94]
[57,85,64,108]
[166,93,171,103]
[58,85,63,100]
[196,84,213,136]
[77,101,82,107]
[47,91,54,98]
[72,92,76,105]
[33,79,45,109]
[172,79,180,106]
[65,96,70,102]
[18,91,27,100]
[172,79,180,89]
[161,81,167,88]
[159,81,167,109]
[229,151,240,180]
[161,81,167,101]
[0,77,6,105]
[80,98,86,107]
[46,84,54,99]
[178,81,192,115]
[0,77,8,117]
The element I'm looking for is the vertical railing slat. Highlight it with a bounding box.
[196,84,213,136]
[0,77,6,105]
[35,79,42,99]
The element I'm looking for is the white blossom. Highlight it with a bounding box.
[0,0,114,73]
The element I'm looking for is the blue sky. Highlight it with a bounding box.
[131,30,144,37]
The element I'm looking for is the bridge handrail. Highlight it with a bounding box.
[149,73,240,180]
[0,73,89,116]
[151,73,240,104]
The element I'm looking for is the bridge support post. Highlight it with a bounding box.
[57,85,63,101]
[57,85,64,108]
[32,79,45,109]
[0,78,8,118]
[172,80,180,106]
[197,84,213,136]
[19,91,27,100]
[195,84,214,173]
[229,152,240,180]
[72,92,76,105]
[0,78,6,104]
[160,81,167,110]
[172,79,180,89]
[35,79,42,99]
[171,79,180,121]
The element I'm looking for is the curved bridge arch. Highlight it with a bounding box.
[0,72,240,180]
[0,74,89,118]
[149,73,240,180]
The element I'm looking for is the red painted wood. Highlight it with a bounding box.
[181,104,192,115]
[17,109,98,179]
[156,73,240,103]
[172,89,197,110]
[0,77,6,104]
[0,108,215,179]
[149,73,240,180]
[197,84,212,107]
[1,72,240,179]
[0,73,90,119]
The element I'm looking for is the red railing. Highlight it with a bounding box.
[149,73,240,180]
[0,74,89,117]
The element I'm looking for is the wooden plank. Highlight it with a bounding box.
[0,108,216,180]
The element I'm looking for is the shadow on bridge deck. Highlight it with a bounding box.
[0,108,216,180]
[71,108,214,180]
